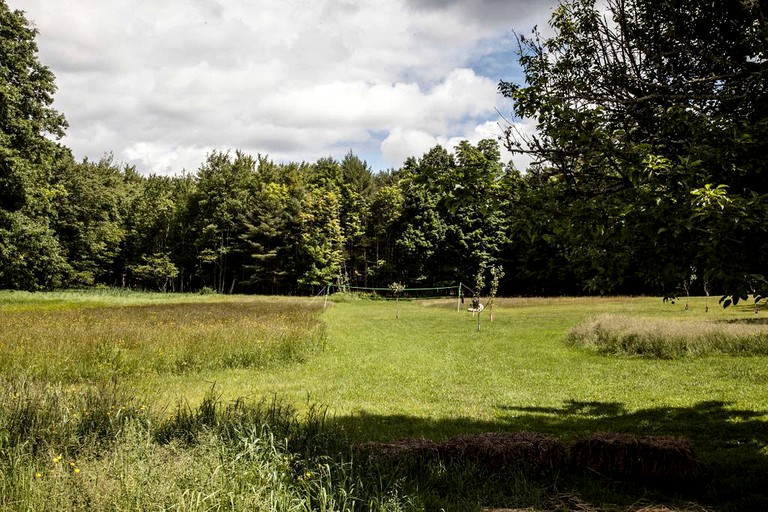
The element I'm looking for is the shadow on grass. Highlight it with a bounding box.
[334,399,768,511]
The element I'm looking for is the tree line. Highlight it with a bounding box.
[2,0,767,303]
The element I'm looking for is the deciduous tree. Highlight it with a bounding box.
[500,0,768,300]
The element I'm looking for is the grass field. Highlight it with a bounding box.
[1,290,766,510]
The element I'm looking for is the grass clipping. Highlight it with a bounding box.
[567,314,768,358]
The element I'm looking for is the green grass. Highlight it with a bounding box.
[141,296,768,434]
[0,295,325,381]
[1,291,767,510]
[0,288,223,312]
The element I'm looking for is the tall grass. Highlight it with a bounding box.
[0,299,326,381]
[0,293,418,510]
[567,313,768,358]
[0,288,221,312]
[0,380,414,511]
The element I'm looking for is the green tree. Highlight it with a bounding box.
[241,178,303,294]
[396,141,509,286]
[297,184,344,288]
[0,1,70,289]
[0,0,67,212]
[500,0,768,300]
[129,253,179,292]
[192,151,258,293]
[368,183,404,283]
[119,171,197,291]
[339,151,374,285]
[396,146,456,284]
[51,155,131,286]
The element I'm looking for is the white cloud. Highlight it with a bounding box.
[15,0,555,174]
[381,119,523,169]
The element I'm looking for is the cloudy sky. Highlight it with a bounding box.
[16,0,556,175]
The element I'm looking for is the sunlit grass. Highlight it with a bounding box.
[0,288,222,312]
[0,297,325,381]
[149,296,767,433]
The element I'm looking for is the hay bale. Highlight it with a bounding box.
[438,431,567,474]
[569,432,698,480]
[354,432,567,475]
[353,438,440,462]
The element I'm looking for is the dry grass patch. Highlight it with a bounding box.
[567,314,768,358]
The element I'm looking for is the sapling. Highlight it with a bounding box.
[389,282,405,318]
[488,265,505,322]
[474,265,486,332]
[703,276,710,313]
[682,271,696,311]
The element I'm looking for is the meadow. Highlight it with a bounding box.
[0,290,766,511]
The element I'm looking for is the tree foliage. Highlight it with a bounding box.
[0,1,69,289]
[4,0,768,303]
[499,0,768,301]
[0,0,66,211]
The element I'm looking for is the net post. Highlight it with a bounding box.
[457,283,462,312]
[324,284,331,310]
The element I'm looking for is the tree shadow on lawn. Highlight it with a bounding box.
[333,399,768,510]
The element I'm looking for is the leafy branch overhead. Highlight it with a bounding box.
[499,0,768,304]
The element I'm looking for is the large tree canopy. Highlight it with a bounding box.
[0,0,67,211]
[500,0,768,302]
[0,1,71,290]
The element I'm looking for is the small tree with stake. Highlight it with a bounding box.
[488,265,504,322]
[389,282,405,319]
[474,265,486,332]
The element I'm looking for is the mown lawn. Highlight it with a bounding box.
[142,296,768,436]
[1,291,767,510]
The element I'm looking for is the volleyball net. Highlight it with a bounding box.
[319,283,482,311]
[332,284,462,301]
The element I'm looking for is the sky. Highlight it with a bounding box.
[15,0,556,175]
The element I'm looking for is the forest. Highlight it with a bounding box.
[2,0,768,303]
